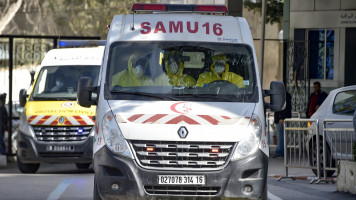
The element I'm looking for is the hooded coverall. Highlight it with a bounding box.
[112,53,154,87]
[196,54,244,88]
[154,53,196,87]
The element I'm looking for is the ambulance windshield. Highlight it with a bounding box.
[31,65,100,101]
[107,41,258,102]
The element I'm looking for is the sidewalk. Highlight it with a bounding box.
[268,146,317,180]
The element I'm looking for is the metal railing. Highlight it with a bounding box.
[322,119,355,180]
[278,119,320,183]
[277,118,356,184]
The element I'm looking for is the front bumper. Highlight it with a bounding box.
[17,130,93,164]
[94,147,268,200]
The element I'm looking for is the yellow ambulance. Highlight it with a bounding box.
[17,45,104,173]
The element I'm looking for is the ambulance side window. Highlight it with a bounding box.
[36,69,48,94]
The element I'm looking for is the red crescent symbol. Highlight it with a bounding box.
[170,102,185,114]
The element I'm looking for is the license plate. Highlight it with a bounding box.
[46,145,74,152]
[158,175,205,185]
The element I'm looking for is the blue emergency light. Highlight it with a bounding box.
[58,40,106,48]
[77,128,84,134]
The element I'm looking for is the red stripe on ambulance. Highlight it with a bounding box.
[142,114,168,124]
[127,114,144,122]
[198,115,219,125]
[27,115,37,123]
[165,115,200,125]
[37,115,51,125]
[221,116,231,120]
[73,116,87,125]
[27,115,95,125]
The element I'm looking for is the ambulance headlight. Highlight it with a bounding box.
[19,110,35,137]
[231,114,262,160]
[102,111,133,158]
[89,126,95,137]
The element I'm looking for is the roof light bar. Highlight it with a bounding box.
[194,5,228,13]
[58,40,106,48]
[131,3,166,12]
[131,3,228,14]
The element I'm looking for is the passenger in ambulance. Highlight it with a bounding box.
[112,52,154,87]
[196,54,244,88]
[50,76,64,92]
[154,51,196,87]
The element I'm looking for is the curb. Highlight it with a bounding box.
[269,174,337,182]
[269,174,310,180]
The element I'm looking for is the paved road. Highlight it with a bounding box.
[0,157,355,200]
[0,162,93,200]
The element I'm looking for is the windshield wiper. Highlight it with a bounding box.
[56,97,76,101]
[32,96,75,101]
[175,94,234,102]
[111,90,182,101]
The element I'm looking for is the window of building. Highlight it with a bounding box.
[308,29,334,80]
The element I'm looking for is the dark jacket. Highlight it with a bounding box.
[306,90,328,118]
[274,92,292,123]
[0,105,8,132]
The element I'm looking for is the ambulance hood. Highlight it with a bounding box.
[25,101,96,126]
[109,100,256,142]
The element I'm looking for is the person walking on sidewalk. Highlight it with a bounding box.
[273,91,292,158]
[0,93,8,155]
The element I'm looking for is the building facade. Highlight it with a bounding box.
[285,0,356,116]
[289,0,356,88]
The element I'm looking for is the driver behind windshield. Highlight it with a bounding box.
[112,51,154,87]
[196,54,244,88]
[154,51,196,87]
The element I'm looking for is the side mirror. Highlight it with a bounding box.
[77,77,97,108]
[19,89,28,107]
[264,81,286,112]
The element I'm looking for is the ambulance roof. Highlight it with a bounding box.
[41,46,105,66]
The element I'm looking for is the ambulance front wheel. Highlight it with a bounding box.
[16,156,40,173]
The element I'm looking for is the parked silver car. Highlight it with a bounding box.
[309,85,356,177]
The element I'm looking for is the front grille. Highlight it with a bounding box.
[144,185,220,196]
[130,140,235,170]
[33,126,92,142]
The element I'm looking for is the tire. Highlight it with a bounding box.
[93,177,102,200]
[16,156,40,173]
[309,137,335,177]
[76,163,91,169]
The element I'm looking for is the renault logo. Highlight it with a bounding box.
[58,116,65,124]
[178,126,188,139]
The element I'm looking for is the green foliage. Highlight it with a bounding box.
[244,0,283,25]
[46,0,135,38]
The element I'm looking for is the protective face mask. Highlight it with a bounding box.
[134,65,143,76]
[170,62,179,74]
[214,64,225,74]
[56,81,63,87]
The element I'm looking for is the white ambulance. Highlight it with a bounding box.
[17,44,105,173]
[78,4,285,200]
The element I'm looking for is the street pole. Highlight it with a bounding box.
[260,0,266,86]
